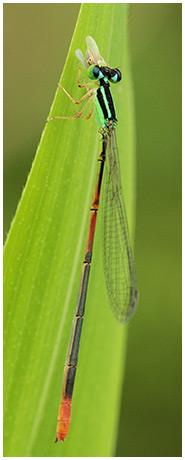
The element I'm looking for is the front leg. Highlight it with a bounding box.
[77,65,95,90]
[57,83,95,105]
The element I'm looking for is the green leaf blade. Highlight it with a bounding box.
[4,4,136,456]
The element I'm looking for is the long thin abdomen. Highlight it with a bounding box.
[55,136,106,442]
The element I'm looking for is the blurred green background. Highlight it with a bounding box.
[4,3,181,457]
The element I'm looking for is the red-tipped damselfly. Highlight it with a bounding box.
[48,36,139,442]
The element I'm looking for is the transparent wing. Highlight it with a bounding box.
[102,131,139,324]
[75,49,88,69]
[86,36,100,63]
[86,36,106,65]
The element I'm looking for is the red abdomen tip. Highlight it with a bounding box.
[55,397,72,442]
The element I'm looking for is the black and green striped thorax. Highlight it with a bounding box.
[97,79,117,124]
[88,65,122,131]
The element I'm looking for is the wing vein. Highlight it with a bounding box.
[102,129,138,324]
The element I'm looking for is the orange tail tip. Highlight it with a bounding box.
[55,397,72,442]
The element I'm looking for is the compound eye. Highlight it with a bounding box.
[110,68,122,83]
[92,65,100,78]
[87,64,100,80]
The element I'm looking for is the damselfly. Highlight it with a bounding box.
[48,36,139,442]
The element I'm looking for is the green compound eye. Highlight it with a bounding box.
[87,65,104,80]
